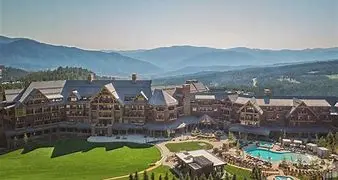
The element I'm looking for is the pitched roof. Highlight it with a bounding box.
[335,102,338,107]
[302,99,331,107]
[228,94,239,102]
[195,94,215,100]
[61,80,152,104]
[198,114,217,124]
[4,89,24,102]
[148,89,178,106]
[234,96,331,108]
[234,96,250,104]
[104,83,124,105]
[19,80,66,102]
[185,81,208,93]
[255,98,294,106]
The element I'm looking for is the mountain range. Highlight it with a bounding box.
[120,46,338,69]
[0,36,160,76]
[153,59,338,96]
[1,35,338,77]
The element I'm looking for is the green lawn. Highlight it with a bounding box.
[117,166,175,180]
[165,141,213,152]
[0,139,161,180]
[224,164,252,180]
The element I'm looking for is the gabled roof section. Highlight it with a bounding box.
[228,94,239,103]
[104,83,124,105]
[237,99,264,115]
[149,89,178,106]
[234,96,250,105]
[22,88,49,103]
[302,99,331,107]
[335,102,338,107]
[4,89,24,102]
[19,80,66,102]
[256,98,293,106]
[198,114,217,124]
[287,100,318,118]
[61,79,152,103]
[185,80,208,93]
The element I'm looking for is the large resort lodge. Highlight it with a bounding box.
[0,74,337,148]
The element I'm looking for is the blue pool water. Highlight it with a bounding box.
[245,147,310,163]
[275,176,294,180]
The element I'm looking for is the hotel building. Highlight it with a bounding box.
[0,74,337,148]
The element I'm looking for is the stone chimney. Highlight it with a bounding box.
[182,84,191,95]
[182,84,191,116]
[263,88,271,104]
[88,73,95,83]
[132,73,137,83]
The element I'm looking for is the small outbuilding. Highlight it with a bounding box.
[175,150,226,178]
[282,139,291,146]
[306,143,318,152]
[293,140,302,146]
[317,147,330,158]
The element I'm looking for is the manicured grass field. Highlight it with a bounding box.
[165,141,213,152]
[0,139,161,180]
[224,164,252,180]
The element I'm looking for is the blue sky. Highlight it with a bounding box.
[0,0,337,50]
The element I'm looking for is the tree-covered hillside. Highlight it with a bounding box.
[154,60,338,96]
[1,66,29,81]
[1,66,96,89]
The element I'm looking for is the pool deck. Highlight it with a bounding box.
[267,175,299,180]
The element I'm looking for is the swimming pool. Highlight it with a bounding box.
[245,147,312,163]
[275,176,294,180]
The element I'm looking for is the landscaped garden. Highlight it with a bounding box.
[0,139,161,180]
[165,141,213,152]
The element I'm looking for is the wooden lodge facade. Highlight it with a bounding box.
[0,75,337,149]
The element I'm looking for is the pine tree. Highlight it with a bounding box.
[143,170,149,180]
[164,172,169,180]
[134,171,139,180]
[151,173,155,180]
[171,177,176,180]
[232,174,237,180]
[200,173,207,180]
[159,175,162,180]
[208,174,214,180]
[129,174,133,180]
[225,173,230,180]
[184,173,190,180]
[326,132,336,152]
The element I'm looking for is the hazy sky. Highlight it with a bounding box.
[0,0,337,50]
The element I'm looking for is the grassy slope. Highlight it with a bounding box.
[224,164,252,180]
[165,141,213,152]
[0,140,161,180]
